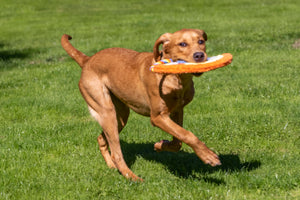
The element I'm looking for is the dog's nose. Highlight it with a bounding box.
[193,52,205,62]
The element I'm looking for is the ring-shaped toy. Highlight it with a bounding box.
[150,53,233,74]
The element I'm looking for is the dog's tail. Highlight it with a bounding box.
[61,34,89,68]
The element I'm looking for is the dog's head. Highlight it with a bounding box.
[153,29,207,64]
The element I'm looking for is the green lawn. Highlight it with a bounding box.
[1,0,299,199]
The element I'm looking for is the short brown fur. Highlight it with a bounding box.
[61,29,221,181]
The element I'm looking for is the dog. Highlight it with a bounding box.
[61,29,221,181]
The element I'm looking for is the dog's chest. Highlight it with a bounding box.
[160,75,183,94]
[159,74,194,103]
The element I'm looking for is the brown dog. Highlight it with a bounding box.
[61,29,221,181]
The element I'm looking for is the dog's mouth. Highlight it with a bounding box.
[176,52,207,63]
[176,58,207,63]
[176,59,188,63]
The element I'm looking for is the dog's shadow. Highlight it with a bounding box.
[121,141,261,184]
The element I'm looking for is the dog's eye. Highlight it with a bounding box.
[198,40,205,45]
[179,42,187,47]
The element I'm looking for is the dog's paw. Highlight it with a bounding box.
[124,172,144,182]
[154,140,181,152]
[199,147,221,167]
[154,140,165,152]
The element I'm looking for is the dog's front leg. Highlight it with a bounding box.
[154,110,183,152]
[151,112,221,167]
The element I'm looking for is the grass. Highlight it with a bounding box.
[1,0,299,199]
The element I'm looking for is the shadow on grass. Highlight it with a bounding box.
[0,49,31,61]
[121,141,261,184]
[0,43,31,59]
[0,42,40,69]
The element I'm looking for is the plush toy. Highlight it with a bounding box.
[150,53,233,74]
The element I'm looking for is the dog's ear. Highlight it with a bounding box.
[195,29,207,41]
[203,31,207,41]
[153,33,172,61]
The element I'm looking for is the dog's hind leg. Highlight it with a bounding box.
[80,75,142,181]
[97,132,116,168]
[88,106,116,168]
[91,94,130,169]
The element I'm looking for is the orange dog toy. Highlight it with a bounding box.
[150,53,233,74]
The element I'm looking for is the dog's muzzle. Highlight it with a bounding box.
[193,52,206,62]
